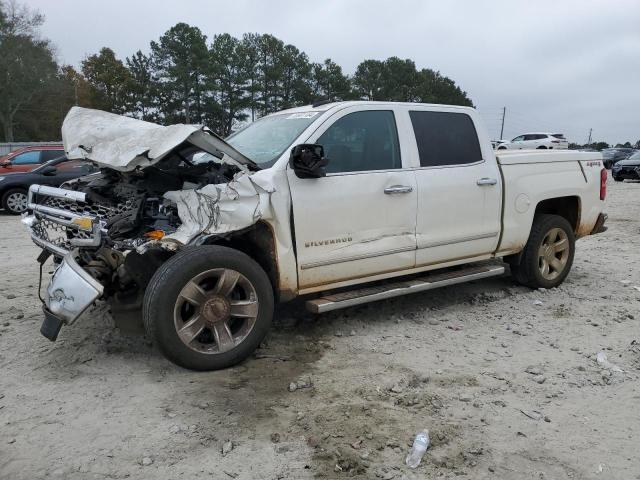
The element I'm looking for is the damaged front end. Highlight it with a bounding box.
[23,107,275,340]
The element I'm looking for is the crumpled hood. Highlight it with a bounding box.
[61,107,255,172]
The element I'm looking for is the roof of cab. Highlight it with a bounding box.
[273,101,477,116]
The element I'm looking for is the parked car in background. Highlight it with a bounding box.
[496,133,569,150]
[602,148,635,169]
[611,151,640,181]
[0,145,65,174]
[0,156,96,214]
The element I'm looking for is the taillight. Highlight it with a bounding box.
[600,168,607,200]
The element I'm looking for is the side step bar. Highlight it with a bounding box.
[305,264,506,314]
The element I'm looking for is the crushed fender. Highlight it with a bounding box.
[164,169,277,245]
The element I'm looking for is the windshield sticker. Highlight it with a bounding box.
[286,112,320,119]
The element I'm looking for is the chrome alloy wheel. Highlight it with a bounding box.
[173,268,259,354]
[6,191,28,213]
[537,227,570,281]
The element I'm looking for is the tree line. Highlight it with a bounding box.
[2,1,471,142]
[568,141,640,151]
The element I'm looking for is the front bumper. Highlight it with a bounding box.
[612,166,640,180]
[42,252,104,339]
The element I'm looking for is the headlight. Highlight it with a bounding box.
[0,176,5,182]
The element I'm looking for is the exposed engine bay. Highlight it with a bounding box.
[36,147,244,299]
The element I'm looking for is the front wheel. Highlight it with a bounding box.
[613,175,622,182]
[510,214,575,289]
[2,188,28,214]
[143,246,274,371]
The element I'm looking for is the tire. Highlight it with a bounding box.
[613,175,622,182]
[143,245,274,371]
[497,146,507,150]
[536,146,547,149]
[510,214,575,289]
[2,188,28,214]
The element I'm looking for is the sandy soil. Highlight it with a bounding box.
[1,178,639,480]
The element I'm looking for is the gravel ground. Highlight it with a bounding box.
[1,178,639,480]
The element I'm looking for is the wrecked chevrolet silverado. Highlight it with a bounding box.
[23,103,608,370]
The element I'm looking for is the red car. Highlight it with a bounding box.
[0,145,64,174]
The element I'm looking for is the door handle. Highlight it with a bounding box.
[476,178,498,186]
[384,185,413,194]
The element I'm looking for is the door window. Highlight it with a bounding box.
[512,135,525,142]
[12,151,41,165]
[54,160,96,174]
[409,111,482,167]
[317,110,401,173]
[40,150,65,162]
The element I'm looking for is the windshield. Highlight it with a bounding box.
[226,112,321,168]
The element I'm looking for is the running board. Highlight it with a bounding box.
[305,264,506,314]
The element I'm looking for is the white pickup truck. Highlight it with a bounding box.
[23,102,608,370]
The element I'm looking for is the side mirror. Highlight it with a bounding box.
[1,161,11,168]
[40,166,57,176]
[289,144,329,179]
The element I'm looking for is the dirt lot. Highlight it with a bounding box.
[1,178,639,480]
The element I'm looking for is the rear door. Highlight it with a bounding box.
[522,134,538,149]
[406,108,502,266]
[287,106,418,290]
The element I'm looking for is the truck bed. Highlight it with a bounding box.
[495,149,604,256]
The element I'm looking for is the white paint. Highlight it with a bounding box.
[53,102,606,297]
[61,107,253,172]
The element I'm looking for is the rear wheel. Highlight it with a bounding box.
[143,246,274,371]
[536,146,547,149]
[2,188,28,214]
[511,214,575,289]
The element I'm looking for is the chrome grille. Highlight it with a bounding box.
[31,217,93,252]
[26,185,138,256]
[41,196,139,221]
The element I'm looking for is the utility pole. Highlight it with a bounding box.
[500,107,506,140]
[587,128,592,145]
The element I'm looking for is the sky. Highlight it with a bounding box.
[24,0,640,145]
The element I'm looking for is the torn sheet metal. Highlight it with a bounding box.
[62,107,254,172]
[164,169,277,245]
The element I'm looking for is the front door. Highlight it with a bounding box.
[287,107,418,291]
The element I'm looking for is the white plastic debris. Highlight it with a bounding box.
[596,351,623,373]
[405,429,430,468]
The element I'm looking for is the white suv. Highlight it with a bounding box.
[497,133,568,150]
